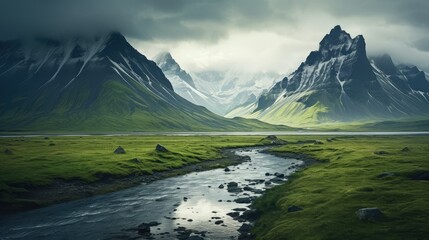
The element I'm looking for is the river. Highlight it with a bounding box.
[0,148,302,240]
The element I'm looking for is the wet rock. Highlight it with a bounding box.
[234,197,252,204]
[232,208,247,212]
[274,173,285,178]
[227,182,242,193]
[240,209,259,221]
[137,222,159,236]
[270,177,284,183]
[401,147,410,152]
[265,181,272,186]
[156,144,168,152]
[243,186,254,191]
[214,220,224,225]
[238,223,252,233]
[183,197,188,201]
[287,205,303,212]
[356,207,383,221]
[4,148,13,155]
[374,151,388,155]
[265,172,271,176]
[377,172,395,178]
[227,182,238,187]
[224,167,231,172]
[218,184,225,189]
[186,236,204,240]
[227,212,240,218]
[251,189,264,194]
[114,146,126,154]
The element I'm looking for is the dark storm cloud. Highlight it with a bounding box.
[1,0,428,72]
[1,0,427,41]
[413,38,429,52]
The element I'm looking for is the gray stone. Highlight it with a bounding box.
[374,151,388,155]
[238,223,252,233]
[4,148,13,155]
[356,207,383,220]
[234,197,252,204]
[287,205,303,212]
[113,146,126,154]
[377,172,395,178]
[401,147,410,152]
[156,144,168,152]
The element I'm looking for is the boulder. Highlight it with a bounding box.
[156,144,168,152]
[218,184,225,189]
[238,223,252,233]
[356,207,383,221]
[113,146,126,154]
[287,205,303,212]
[214,220,224,225]
[374,151,388,155]
[187,236,204,240]
[227,212,240,218]
[4,148,13,155]
[227,182,238,187]
[234,197,252,204]
[137,223,154,236]
[377,172,395,178]
[260,135,287,145]
[224,167,231,172]
[130,158,142,164]
[401,147,410,152]
[240,209,259,221]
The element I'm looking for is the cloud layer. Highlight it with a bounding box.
[1,0,428,73]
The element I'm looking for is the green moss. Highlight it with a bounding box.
[253,136,429,240]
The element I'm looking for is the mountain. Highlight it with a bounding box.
[154,52,282,116]
[153,52,220,115]
[192,71,282,115]
[226,25,429,126]
[0,32,290,132]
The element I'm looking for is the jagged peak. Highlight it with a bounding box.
[319,25,352,49]
[371,53,397,75]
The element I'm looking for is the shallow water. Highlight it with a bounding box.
[0,148,302,240]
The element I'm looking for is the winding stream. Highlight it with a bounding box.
[0,148,302,240]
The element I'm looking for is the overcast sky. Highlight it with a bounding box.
[1,0,428,74]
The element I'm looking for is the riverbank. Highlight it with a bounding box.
[1,135,299,214]
[252,135,429,240]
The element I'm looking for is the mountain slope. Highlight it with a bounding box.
[227,26,429,126]
[192,70,281,115]
[0,33,290,132]
[154,52,282,116]
[153,52,221,115]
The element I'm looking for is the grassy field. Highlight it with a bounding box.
[253,135,429,240]
[0,135,270,211]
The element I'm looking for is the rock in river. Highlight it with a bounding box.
[113,146,126,154]
[356,207,383,220]
[234,197,252,204]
